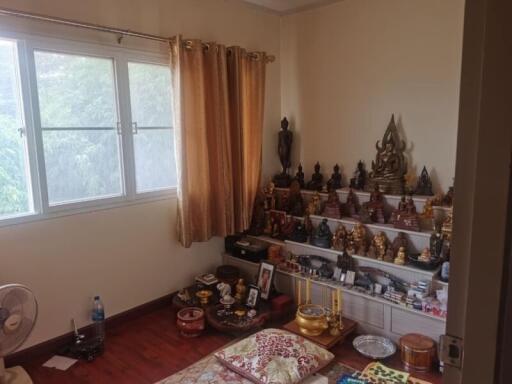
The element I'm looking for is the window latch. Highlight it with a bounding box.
[17,127,26,138]
[132,122,138,134]
[116,121,122,135]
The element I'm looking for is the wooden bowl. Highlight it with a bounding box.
[177,307,205,338]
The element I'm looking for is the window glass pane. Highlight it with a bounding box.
[34,51,123,205]
[133,129,177,192]
[43,130,122,204]
[35,51,116,128]
[128,62,172,127]
[0,39,33,218]
[128,62,176,192]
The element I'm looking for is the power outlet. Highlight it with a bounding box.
[439,334,463,368]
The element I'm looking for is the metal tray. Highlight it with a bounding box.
[353,335,396,359]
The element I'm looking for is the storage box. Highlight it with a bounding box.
[231,237,269,263]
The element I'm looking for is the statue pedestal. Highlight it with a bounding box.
[272,172,292,188]
[366,177,405,195]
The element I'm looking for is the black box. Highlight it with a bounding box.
[232,237,269,263]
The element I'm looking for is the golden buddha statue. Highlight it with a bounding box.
[394,246,406,265]
[332,224,348,251]
[419,248,432,263]
[372,231,388,261]
[350,222,367,255]
[306,192,322,216]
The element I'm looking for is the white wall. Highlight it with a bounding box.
[0,0,281,349]
[280,0,465,192]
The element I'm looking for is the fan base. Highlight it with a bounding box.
[2,366,33,384]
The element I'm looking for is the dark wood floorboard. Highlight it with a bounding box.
[21,306,442,384]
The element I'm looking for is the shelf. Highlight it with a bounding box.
[308,214,433,238]
[224,253,446,323]
[284,239,439,278]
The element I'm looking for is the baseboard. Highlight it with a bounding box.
[5,292,175,367]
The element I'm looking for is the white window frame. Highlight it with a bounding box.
[0,31,177,228]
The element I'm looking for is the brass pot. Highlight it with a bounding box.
[195,290,213,305]
[295,304,328,337]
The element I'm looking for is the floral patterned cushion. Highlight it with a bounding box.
[214,328,334,384]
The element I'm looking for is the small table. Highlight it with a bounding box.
[283,317,358,349]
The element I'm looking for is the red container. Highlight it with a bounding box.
[177,307,205,337]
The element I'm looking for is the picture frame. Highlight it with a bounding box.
[333,267,342,281]
[345,270,356,286]
[257,260,276,300]
[246,285,261,308]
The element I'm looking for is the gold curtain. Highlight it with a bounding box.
[171,37,267,247]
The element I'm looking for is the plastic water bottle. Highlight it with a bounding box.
[92,296,105,343]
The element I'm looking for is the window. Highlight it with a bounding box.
[128,62,177,192]
[0,39,33,218]
[34,51,123,205]
[0,34,177,225]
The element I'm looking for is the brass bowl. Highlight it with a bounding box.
[295,304,328,336]
[195,290,213,305]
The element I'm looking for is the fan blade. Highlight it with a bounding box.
[0,316,34,355]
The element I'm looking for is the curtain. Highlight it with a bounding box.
[171,37,267,247]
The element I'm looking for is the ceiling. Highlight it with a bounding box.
[242,0,342,14]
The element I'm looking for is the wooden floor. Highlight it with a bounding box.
[21,306,442,384]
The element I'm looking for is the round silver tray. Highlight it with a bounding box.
[353,335,396,359]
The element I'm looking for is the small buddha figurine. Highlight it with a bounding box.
[389,195,406,225]
[322,189,342,219]
[311,219,333,248]
[418,248,432,263]
[421,198,434,219]
[272,117,293,187]
[394,247,406,265]
[391,232,409,257]
[414,166,434,196]
[384,248,395,263]
[349,160,367,190]
[345,234,356,255]
[288,180,304,217]
[289,221,309,243]
[350,222,368,255]
[442,207,453,241]
[372,231,388,261]
[294,164,305,188]
[263,181,276,211]
[327,164,343,190]
[394,194,420,232]
[280,219,297,240]
[363,185,386,224]
[442,186,454,207]
[248,191,266,236]
[235,278,247,303]
[332,224,348,251]
[306,162,324,191]
[344,188,359,217]
[430,223,444,260]
[306,192,322,216]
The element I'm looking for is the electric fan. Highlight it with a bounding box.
[0,284,38,384]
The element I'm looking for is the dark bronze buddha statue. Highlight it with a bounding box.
[273,117,293,187]
[414,166,434,196]
[306,162,324,191]
[349,160,367,190]
[326,164,343,190]
[366,115,407,195]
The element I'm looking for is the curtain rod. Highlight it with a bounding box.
[0,6,275,62]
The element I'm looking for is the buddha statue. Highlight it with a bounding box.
[294,164,305,188]
[414,166,434,196]
[332,224,348,251]
[327,164,343,190]
[394,247,406,265]
[272,117,293,187]
[306,162,324,191]
[441,207,453,241]
[322,189,342,219]
[306,192,322,216]
[311,219,333,249]
[362,185,386,224]
[384,248,395,263]
[350,223,368,255]
[366,115,407,195]
[248,191,266,236]
[289,221,309,243]
[344,188,359,218]
[263,181,276,211]
[371,232,388,261]
[281,219,297,240]
[276,190,289,212]
[389,195,406,224]
[442,186,454,207]
[421,198,434,219]
[418,248,432,263]
[394,194,420,232]
[430,223,444,260]
[391,232,409,258]
[288,180,305,217]
[349,160,367,190]
[235,278,247,302]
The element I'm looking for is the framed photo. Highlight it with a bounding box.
[333,267,342,281]
[257,261,276,300]
[246,285,261,308]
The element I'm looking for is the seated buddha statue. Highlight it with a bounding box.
[326,164,343,190]
[322,189,342,219]
[344,188,359,218]
[394,195,420,232]
[306,162,324,191]
[332,224,348,251]
[288,180,305,217]
[350,222,367,255]
[366,115,407,195]
[311,219,333,249]
[362,185,386,224]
